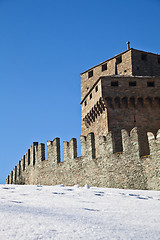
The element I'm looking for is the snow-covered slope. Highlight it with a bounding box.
[0,184,160,240]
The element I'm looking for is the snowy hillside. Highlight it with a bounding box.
[0,184,160,240]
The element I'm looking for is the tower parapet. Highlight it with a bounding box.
[81,48,160,157]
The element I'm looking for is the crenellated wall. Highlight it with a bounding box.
[6,128,160,190]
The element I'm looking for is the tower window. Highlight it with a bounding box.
[116,56,122,64]
[137,97,143,107]
[158,57,160,64]
[130,97,136,108]
[90,93,92,99]
[102,63,107,71]
[95,86,98,92]
[141,53,147,61]
[111,81,119,87]
[88,70,93,78]
[115,97,120,108]
[129,81,136,87]
[84,100,87,106]
[147,81,155,87]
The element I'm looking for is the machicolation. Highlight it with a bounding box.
[6,46,160,190]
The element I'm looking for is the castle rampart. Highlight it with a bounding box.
[6,47,160,190]
[6,128,160,190]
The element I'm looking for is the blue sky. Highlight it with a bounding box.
[0,0,160,183]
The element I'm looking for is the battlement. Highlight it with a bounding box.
[81,75,160,144]
[6,128,160,190]
[6,48,160,190]
[81,47,160,143]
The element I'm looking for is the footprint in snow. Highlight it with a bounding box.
[137,196,149,200]
[129,193,140,197]
[10,200,23,204]
[36,186,43,190]
[65,189,73,191]
[94,191,104,196]
[83,208,100,212]
[52,192,65,195]
[120,193,126,196]
[129,193,149,200]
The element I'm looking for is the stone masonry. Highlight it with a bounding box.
[6,128,160,190]
[81,48,160,156]
[6,47,160,190]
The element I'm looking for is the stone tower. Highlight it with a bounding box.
[80,48,160,155]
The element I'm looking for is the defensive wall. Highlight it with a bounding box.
[6,127,160,191]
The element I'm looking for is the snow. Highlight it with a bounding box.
[0,184,160,240]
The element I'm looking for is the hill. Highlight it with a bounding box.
[0,184,160,239]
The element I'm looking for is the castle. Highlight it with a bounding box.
[6,44,160,190]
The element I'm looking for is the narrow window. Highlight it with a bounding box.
[111,81,119,87]
[141,53,147,61]
[116,56,122,64]
[147,81,155,87]
[122,97,128,108]
[115,97,120,108]
[102,63,107,71]
[158,57,160,64]
[90,93,92,99]
[137,97,143,107]
[105,97,113,108]
[146,97,152,107]
[155,97,160,107]
[95,86,98,92]
[130,97,135,108]
[88,70,93,78]
[129,81,136,87]
[84,100,87,106]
